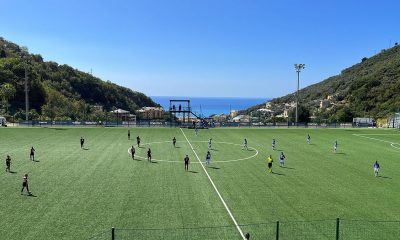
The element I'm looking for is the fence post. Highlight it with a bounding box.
[111,227,115,240]
[276,221,280,240]
[336,218,340,240]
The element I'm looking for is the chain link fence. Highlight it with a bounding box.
[88,219,400,240]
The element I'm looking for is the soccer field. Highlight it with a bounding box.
[1,127,400,240]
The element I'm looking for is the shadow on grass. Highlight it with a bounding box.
[150,161,158,164]
[83,148,89,150]
[276,149,284,152]
[53,128,68,131]
[271,172,285,176]
[210,149,218,151]
[188,171,198,173]
[9,171,17,174]
[132,158,142,161]
[207,166,220,170]
[174,146,181,148]
[335,152,346,155]
[33,160,40,162]
[280,166,295,170]
[27,193,37,197]
[378,176,392,179]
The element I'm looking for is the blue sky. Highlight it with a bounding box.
[1,0,399,98]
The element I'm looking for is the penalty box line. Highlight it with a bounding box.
[179,128,246,240]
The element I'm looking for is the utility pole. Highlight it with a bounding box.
[294,64,305,126]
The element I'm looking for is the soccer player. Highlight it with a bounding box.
[208,138,212,149]
[307,134,311,145]
[272,139,276,150]
[205,151,211,165]
[5,155,11,172]
[243,138,248,150]
[279,152,285,167]
[80,137,84,149]
[173,137,177,147]
[147,148,152,162]
[131,145,135,160]
[128,129,131,140]
[267,155,273,173]
[333,140,338,153]
[30,147,35,161]
[195,127,198,136]
[21,174,31,195]
[137,136,141,147]
[373,161,380,177]
[184,155,190,171]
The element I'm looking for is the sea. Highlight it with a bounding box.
[151,96,269,117]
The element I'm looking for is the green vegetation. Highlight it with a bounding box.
[1,127,400,239]
[0,37,157,121]
[247,45,400,122]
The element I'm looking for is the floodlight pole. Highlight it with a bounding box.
[24,60,29,121]
[294,64,305,126]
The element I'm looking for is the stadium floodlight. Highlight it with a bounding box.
[294,63,305,125]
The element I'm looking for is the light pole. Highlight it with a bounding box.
[294,63,305,125]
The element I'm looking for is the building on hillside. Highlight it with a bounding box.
[232,115,250,123]
[212,114,228,122]
[93,105,103,112]
[137,107,164,119]
[230,110,238,118]
[319,100,332,109]
[265,102,272,109]
[283,109,290,118]
[110,109,135,121]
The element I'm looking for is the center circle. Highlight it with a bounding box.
[127,141,259,163]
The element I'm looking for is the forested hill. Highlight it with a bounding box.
[247,43,400,121]
[0,37,157,120]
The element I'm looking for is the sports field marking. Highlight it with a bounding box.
[353,134,400,150]
[127,141,258,163]
[180,128,246,240]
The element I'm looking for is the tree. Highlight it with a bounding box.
[41,88,71,120]
[0,49,6,58]
[0,83,16,114]
[288,105,311,123]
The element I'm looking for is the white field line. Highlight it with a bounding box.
[180,128,246,240]
[353,134,400,150]
[127,141,258,163]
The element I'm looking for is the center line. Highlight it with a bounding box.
[180,128,246,240]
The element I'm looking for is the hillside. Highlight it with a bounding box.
[247,44,400,122]
[0,37,157,120]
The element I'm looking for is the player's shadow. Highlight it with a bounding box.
[174,146,181,148]
[132,159,142,161]
[9,171,17,174]
[207,166,220,170]
[27,193,37,197]
[281,166,295,170]
[335,153,346,155]
[276,149,284,152]
[53,128,67,131]
[272,172,285,176]
[150,161,158,164]
[33,160,40,162]
[210,149,218,151]
[378,176,392,179]
[83,148,89,150]
[189,171,198,173]
[245,149,255,152]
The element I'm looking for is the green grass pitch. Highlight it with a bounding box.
[1,127,400,239]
